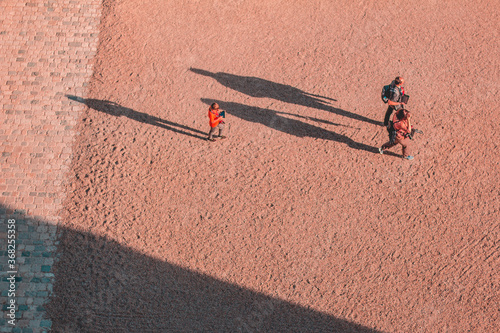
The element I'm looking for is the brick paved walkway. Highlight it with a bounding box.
[0,1,101,332]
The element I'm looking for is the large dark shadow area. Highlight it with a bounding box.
[191,68,381,126]
[66,95,207,140]
[202,99,377,154]
[0,204,382,332]
[41,221,383,332]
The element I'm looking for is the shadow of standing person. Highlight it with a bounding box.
[191,68,380,126]
[66,95,207,140]
[201,99,377,154]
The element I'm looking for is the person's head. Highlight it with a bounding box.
[210,103,219,110]
[395,76,405,86]
[396,108,408,120]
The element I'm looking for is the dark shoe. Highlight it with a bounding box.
[208,138,216,142]
[219,136,227,139]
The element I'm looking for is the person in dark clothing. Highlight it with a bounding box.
[383,76,407,126]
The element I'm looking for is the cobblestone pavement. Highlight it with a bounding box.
[1,1,101,331]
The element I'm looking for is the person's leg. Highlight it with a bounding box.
[218,123,225,138]
[398,137,412,158]
[384,106,394,126]
[380,140,395,152]
[208,126,217,140]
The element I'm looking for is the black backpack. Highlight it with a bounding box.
[381,84,392,103]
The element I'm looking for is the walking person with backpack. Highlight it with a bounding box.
[382,76,407,127]
[379,108,415,160]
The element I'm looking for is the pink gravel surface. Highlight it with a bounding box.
[48,0,499,332]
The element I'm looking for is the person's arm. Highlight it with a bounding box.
[217,110,226,122]
[394,119,409,137]
[400,118,412,136]
[387,99,405,107]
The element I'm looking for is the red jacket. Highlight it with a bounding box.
[208,108,222,128]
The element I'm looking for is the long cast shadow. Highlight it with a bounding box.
[66,95,207,140]
[202,99,377,154]
[1,204,382,332]
[5,213,383,332]
[276,110,360,129]
[1,200,384,332]
[191,68,380,126]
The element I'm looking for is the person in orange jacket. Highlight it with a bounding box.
[207,103,226,141]
[379,109,414,160]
